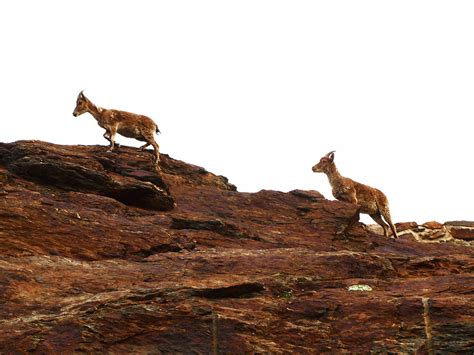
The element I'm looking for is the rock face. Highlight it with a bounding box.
[0,141,175,211]
[0,140,473,353]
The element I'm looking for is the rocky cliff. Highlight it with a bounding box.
[0,141,472,353]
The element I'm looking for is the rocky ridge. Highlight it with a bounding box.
[0,141,472,353]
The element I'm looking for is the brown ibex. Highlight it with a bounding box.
[72,91,161,168]
[312,151,398,238]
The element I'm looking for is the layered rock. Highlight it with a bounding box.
[0,141,472,353]
[445,221,474,241]
[367,220,474,243]
[0,141,175,211]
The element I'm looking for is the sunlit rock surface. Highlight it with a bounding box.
[0,140,472,353]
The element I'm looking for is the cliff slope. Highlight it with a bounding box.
[0,141,472,353]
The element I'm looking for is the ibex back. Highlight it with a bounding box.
[73,91,161,168]
[312,151,398,238]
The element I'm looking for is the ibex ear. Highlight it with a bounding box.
[79,90,84,98]
[326,150,335,162]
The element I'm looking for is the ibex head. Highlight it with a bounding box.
[73,90,88,117]
[312,151,335,173]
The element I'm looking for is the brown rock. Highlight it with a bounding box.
[449,227,474,241]
[0,140,473,353]
[290,189,325,202]
[395,221,418,232]
[2,141,174,211]
[445,220,474,227]
[422,221,444,229]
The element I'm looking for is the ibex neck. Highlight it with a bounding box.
[86,101,104,119]
[325,165,344,186]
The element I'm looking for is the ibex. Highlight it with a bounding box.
[312,151,398,238]
[72,91,161,168]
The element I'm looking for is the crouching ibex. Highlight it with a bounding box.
[73,91,161,168]
[312,151,398,238]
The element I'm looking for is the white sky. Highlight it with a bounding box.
[0,1,473,224]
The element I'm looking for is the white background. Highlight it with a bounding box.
[1,1,472,224]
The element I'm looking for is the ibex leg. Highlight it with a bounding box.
[370,212,389,237]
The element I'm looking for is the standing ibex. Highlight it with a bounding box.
[312,151,398,238]
[72,91,161,168]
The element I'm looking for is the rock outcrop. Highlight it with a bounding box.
[0,141,472,353]
[368,220,474,244]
